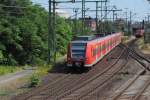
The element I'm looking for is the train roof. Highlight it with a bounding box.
[72,32,121,43]
[73,35,95,41]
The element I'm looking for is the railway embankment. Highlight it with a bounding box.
[0,55,65,100]
[11,39,145,100]
[0,69,33,100]
[136,38,150,55]
[107,39,150,100]
[5,38,149,100]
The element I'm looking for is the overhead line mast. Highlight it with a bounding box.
[48,0,77,64]
[48,0,52,64]
[82,0,85,34]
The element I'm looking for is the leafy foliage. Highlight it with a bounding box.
[0,66,21,75]
[56,17,72,55]
[30,74,41,87]
[0,0,73,65]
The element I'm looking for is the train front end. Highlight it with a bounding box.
[67,41,87,67]
[135,29,144,38]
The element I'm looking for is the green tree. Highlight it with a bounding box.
[0,0,76,65]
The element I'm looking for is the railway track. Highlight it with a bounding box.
[109,40,150,100]
[110,69,145,100]
[12,74,69,100]
[133,77,150,100]
[61,44,129,100]
[13,39,148,100]
[73,39,150,100]
[34,46,124,100]
[13,45,124,100]
[109,68,150,100]
[127,40,150,100]
[58,38,138,100]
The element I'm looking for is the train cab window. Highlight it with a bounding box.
[71,43,86,58]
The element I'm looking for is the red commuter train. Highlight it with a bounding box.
[133,28,144,38]
[67,32,122,67]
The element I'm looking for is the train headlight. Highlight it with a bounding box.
[85,58,88,61]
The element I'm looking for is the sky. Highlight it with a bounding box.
[32,0,150,21]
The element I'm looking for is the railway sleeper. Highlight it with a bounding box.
[120,43,150,63]
[129,53,150,72]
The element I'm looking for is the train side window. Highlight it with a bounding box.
[101,45,104,51]
[105,43,107,50]
[92,48,96,57]
[101,44,105,51]
[96,46,99,54]
[99,45,101,52]
[104,44,106,50]
[94,49,96,56]
[110,40,112,46]
[105,42,107,49]
[107,41,109,48]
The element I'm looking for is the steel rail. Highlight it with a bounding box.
[12,74,70,100]
[130,54,150,71]
[110,69,145,100]
[133,76,150,100]
[110,40,149,100]
[14,46,123,100]
[75,48,129,100]
[119,43,150,71]
[53,47,126,100]
[120,43,150,63]
[82,59,131,100]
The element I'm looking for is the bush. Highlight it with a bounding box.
[30,74,41,87]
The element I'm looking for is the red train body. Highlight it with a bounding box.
[67,32,122,67]
[133,28,144,38]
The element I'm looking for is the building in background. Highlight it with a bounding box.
[80,17,96,32]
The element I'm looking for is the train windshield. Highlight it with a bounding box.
[71,43,86,59]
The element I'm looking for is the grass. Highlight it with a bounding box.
[0,91,10,96]
[0,56,62,98]
[0,66,22,76]
[121,36,130,43]
[28,64,52,87]
[33,64,52,76]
